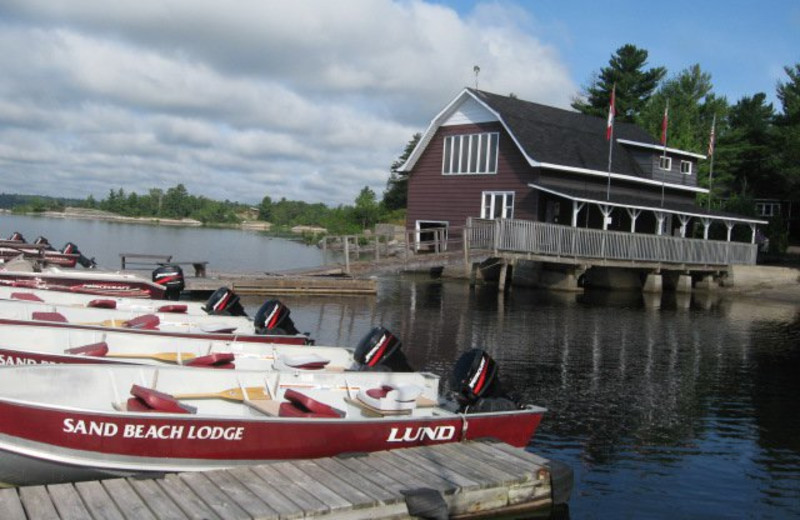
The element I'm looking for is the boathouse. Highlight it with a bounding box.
[399,89,766,291]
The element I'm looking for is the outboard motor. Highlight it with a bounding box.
[450,348,520,413]
[203,287,247,317]
[254,299,299,335]
[34,236,55,250]
[353,326,414,372]
[152,264,185,301]
[8,231,25,242]
[62,242,97,268]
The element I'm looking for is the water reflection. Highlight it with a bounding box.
[252,278,800,519]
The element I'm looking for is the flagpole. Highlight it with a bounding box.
[606,125,614,200]
[707,113,716,211]
[606,84,616,201]
[660,100,669,208]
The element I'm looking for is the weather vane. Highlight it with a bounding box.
[473,65,480,90]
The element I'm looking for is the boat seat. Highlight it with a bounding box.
[357,384,422,413]
[65,341,110,357]
[11,292,44,302]
[123,314,160,330]
[273,353,330,371]
[278,389,344,418]
[184,352,236,369]
[127,384,196,414]
[88,299,117,309]
[157,304,187,313]
[32,311,68,323]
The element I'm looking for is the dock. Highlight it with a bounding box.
[184,273,378,296]
[0,441,566,519]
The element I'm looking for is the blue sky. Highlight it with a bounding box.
[438,0,800,107]
[0,1,797,206]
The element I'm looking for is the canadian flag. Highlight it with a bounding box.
[606,84,616,141]
[660,102,669,146]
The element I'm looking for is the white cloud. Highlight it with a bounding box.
[0,0,576,205]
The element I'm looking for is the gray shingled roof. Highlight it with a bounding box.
[469,88,658,177]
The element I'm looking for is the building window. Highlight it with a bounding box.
[680,160,692,175]
[442,132,499,174]
[756,202,781,217]
[481,191,514,219]
[659,156,672,171]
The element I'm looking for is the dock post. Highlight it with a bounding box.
[498,260,508,293]
[375,235,380,261]
[463,223,471,276]
[344,236,350,274]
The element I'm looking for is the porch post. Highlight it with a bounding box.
[626,208,641,233]
[654,212,666,236]
[678,215,691,237]
[725,222,734,242]
[701,218,712,240]
[599,204,612,231]
[749,223,756,244]
[571,201,584,227]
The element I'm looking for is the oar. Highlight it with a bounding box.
[106,351,197,363]
[78,314,161,329]
[174,386,269,402]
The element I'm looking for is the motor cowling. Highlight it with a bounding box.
[254,299,299,335]
[34,236,55,250]
[451,349,519,413]
[62,242,97,268]
[8,231,25,242]
[152,264,185,301]
[203,287,247,317]
[353,326,414,372]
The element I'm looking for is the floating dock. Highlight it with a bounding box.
[1,440,567,519]
[184,273,378,296]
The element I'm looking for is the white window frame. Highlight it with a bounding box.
[680,160,692,175]
[756,202,780,217]
[481,191,515,219]
[659,156,672,171]
[442,132,499,175]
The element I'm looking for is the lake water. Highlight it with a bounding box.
[3,214,800,518]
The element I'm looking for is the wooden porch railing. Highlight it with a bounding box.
[468,218,758,265]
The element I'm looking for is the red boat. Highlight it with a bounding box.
[0,234,95,268]
[0,355,545,486]
[0,267,168,299]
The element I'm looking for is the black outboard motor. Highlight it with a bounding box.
[34,236,55,250]
[62,242,97,268]
[203,287,247,317]
[451,348,520,413]
[353,326,414,372]
[152,264,185,300]
[254,299,299,335]
[8,231,25,242]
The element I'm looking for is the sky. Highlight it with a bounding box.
[0,1,797,207]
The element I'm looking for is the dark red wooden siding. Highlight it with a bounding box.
[406,122,539,231]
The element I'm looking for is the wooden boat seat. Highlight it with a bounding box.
[278,389,344,418]
[127,385,196,414]
[88,299,117,309]
[183,352,236,369]
[11,292,44,302]
[32,311,68,323]
[64,341,110,357]
[273,353,331,371]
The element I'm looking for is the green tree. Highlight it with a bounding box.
[257,195,273,221]
[354,186,379,230]
[572,44,666,122]
[383,133,421,210]
[774,63,800,201]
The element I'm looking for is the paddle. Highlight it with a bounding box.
[79,314,161,329]
[174,386,269,402]
[106,351,197,363]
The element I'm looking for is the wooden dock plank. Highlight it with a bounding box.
[315,457,401,504]
[178,472,251,520]
[101,479,158,520]
[46,483,91,520]
[428,443,523,484]
[457,443,536,479]
[0,487,27,520]
[391,448,480,489]
[127,478,190,520]
[271,461,352,512]
[157,474,222,520]
[227,466,305,520]
[202,469,278,519]
[332,455,411,496]
[18,486,60,520]
[293,459,379,508]
[249,464,330,516]
[74,480,125,520]
[371,450,466,491]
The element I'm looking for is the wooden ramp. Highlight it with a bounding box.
[1,441,557,519]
